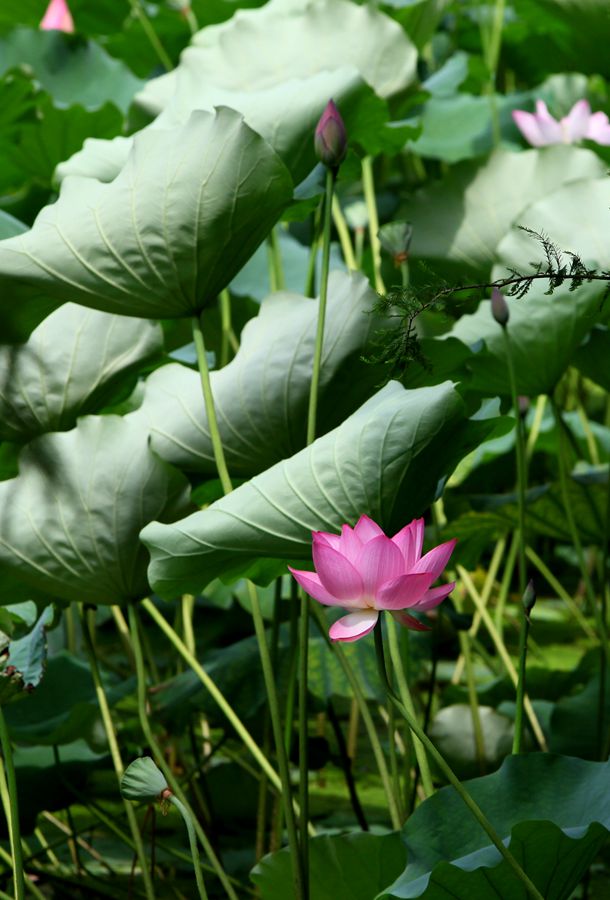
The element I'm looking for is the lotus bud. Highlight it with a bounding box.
[491,287,509,327]
[314,100,347,171]
[40,0,75,33]
[522,579,536,621]
[379,221,413,266]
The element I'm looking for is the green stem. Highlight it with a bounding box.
[306,168,335,445]
[168,796,208,900]
[79,608,155,900]
[219,290,234,368]
[310,606,401,828]
[502,327,527,596]
[331,197,357,271]
[374,622,545,900]
[386,620,434,797]
[191,314,233,494]
[512,593,531,754]
[297,588,309,891]
[552,399,608,759]
[361,156,385,294]
[247,582,305,900]
[141,599,282,794]
[128,0,173,71]
[457,565,548,750]
[458,629,487,774]
[525,546,595,640]
[0,706,24,900]
[268,227,286,292]
[127,604,237,900]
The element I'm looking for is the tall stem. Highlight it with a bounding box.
[310,607,401,828]
[127,0,173,71]
[386,620,434,797]
[331,197,357,271]
[502,328,527,595]
[247,582,305,899]
[127,603,236,900]
[190,310,305,895]
[361,156,385,294]
[191,314,233,494]
[552,399,608,758]
[141,599,280,792]
[374,622,545,900]
[168,796,208,900]
[0,706,24,900]
[457,566,548,750]
[306,168,335,445]
[79,608,155,900]
[512,590,531,755]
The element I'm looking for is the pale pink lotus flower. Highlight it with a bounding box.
[512,99,610,147]
[40,0,75,33]
[289,515,456,643]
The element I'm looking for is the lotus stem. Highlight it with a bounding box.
[374,620,545,900]
[79,608,155,900]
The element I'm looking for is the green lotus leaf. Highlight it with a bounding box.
[0,107,293,335]
[56,0,416,186]
[0,416,191,606]
[442,280,607,397]
[408,146,605,274]
[379,754,610,900]
[141,380,496,597]
[132,272,385,476]
[0,303,162,441]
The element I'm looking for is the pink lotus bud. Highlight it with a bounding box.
[314,100,347,171]
[40,0,74,33]
[491,287,509,327]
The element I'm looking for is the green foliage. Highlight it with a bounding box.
[380,754,610,899]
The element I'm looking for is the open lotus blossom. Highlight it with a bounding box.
[289,515,456,642]
[512,99,610,147]
[40,0,75,33]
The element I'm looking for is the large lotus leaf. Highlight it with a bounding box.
[0,28,143,113]
[57,0,416,186]
[0,303,162,441]
[56,68,368,187]
[0,107,293,334]
[407,146,605,273]
[379,753,610,899]
[132,272,384,476]
[137,0,416,117]
[141,380,496,597]
[495,176,610,274]
[252,832,407,900]
[0,416,191,606]
[441,279,607,397]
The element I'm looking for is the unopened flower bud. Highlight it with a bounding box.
[522,579,536,620]
[314,100,347,171]
[379,221,413,266]
[491,287,509,327]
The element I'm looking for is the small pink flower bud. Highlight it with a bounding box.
[40,0,74,33]
[314,100,347,171]
[491,287,509,327]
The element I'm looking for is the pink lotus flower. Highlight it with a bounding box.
[314,99,347,170]
[512,99,610,147]
[289,515,456,642]
[40,0,74,33]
